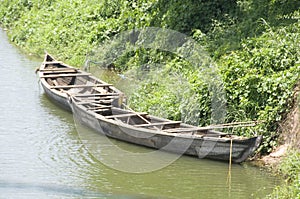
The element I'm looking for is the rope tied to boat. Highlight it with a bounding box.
[118,93,125,107]
[227,138,233,194]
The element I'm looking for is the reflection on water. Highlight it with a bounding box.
[0,181,99,198]
[75,122,280,199]
[0,28,281,198]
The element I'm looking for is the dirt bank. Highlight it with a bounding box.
[259,85,300,168]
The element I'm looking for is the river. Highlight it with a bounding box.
[0,28,280,198]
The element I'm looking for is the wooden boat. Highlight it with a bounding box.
[37,53,123,111]
[38,53,262,163]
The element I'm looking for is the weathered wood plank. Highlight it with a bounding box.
[86,105,112,110]
[105,113,147,119]
[134,121,181,127]
[40,73,90,78]
[76,100,113,105]
[74,93,120,97]
[74,95,118,99]
[41,70,78,74]
[91,108,112,113]
[50,84,112,89]
[39,68,76,71]
[163,127,210,133]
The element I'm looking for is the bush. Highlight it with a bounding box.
[219,27,300,152]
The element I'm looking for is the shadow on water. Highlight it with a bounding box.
[39,94,74,123]
[0,181,153,199]
[0,181,100,197]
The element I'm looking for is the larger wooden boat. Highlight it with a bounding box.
[38,53,262,163]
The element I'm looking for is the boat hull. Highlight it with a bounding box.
[41,82,71,111]
[71,101,262,163]
[38,53,122,112]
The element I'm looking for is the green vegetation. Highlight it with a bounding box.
[0,0,299,150]
[0,0,298,145]
[0,1,300,197]
[266,150,300,199]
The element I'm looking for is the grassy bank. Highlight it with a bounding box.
[0,0,299,197]
[266,150,300,199]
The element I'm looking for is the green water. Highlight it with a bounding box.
[0,28,280,198]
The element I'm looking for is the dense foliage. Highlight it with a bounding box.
[0,0,299,152]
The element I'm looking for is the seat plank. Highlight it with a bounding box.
[39,68,76,71]
[134,121,181,127]
[50,84,112,89]
[163,127,210,133]
[105,112,147,119]
[86,105,112,110]
[40,73,90,78]
[74,96,118,100]
[76,100,113,105]
[74,93,120,97]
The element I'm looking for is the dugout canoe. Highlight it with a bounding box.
[38,53,262,163]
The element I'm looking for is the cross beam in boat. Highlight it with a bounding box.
[134,121,181,127]
[76,99,113,105]
[105,112,148,119]
[40,70,78,73]
[163,127,211,133]
[50,84,112,89]
[92,109,112,113]
[39,68,77,72]
[73,96,119,100]
[86,105,112,110]
[40,73,90,78]
[74,93,120,97]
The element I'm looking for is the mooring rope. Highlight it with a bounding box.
[227,138,233,193]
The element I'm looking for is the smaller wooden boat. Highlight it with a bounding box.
[37,53,123,111]
[38,53,262,163]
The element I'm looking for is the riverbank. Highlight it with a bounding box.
[260,89,300,198]
[0,1,299,198]
[262,86,299,166]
